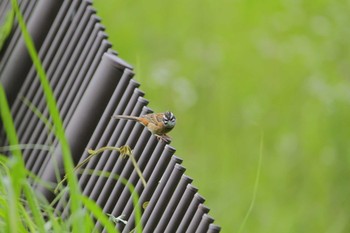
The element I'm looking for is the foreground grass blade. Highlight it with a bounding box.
[81,196,118,233]
[0,81,26,232]
[10,0,85,232]
[0,7,14,51]
[0,157,26,232]
[22,182,46,233]
[77,169,143,232]
[0,85,21,159]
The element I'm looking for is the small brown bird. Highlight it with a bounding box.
[113,111,176,143]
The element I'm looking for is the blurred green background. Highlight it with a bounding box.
[93,0,350,232]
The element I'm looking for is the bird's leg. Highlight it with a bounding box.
[155,134,171,143]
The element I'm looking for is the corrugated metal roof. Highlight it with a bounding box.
[0,0,221,232]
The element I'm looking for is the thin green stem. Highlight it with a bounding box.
[0,144,53,153]
[54,145,147,194]
[238,131,264,233]
[76,168,143,233]
[21,96,55,134]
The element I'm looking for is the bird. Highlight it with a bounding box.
[112,111,176,143]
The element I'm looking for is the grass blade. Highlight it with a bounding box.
[77,168,143,233]
[0,7,14,51]
[0,84,21,159]
[22,182,47,233]
[238,131,264,233]
[0,80,26,232]
[10,0,85,232]
[81,195,118,233]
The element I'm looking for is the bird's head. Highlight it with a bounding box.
[163,111,176,129]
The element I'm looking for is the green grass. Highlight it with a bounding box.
[93,0,350,232]
[0,60,25,232]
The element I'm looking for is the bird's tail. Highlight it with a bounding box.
[112,115,140,121]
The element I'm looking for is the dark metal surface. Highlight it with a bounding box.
[0,0,220,232]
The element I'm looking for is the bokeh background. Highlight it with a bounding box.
[93,1,350,232]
